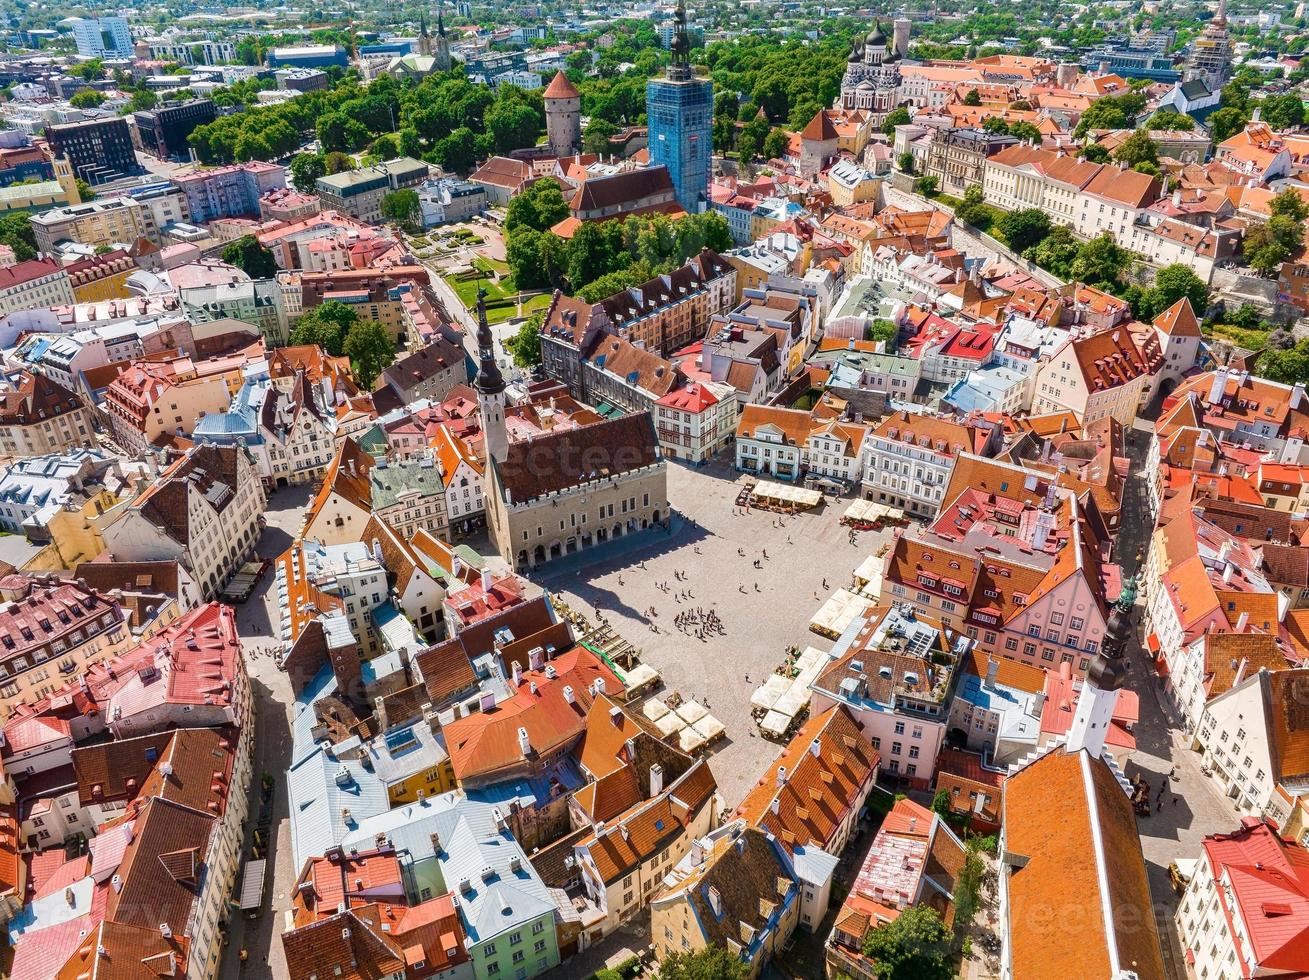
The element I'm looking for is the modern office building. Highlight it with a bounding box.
[646,0,712,215]
[46,116,143,186]
[69,16,133,58]
[132,99,217,161]
[266,44,348,69]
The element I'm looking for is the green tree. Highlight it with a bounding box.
[506,228,549,290]
[74,178,94,202]
[1262,93,1306,130]
[1245,214,1304,275]
[69,89,104,108]
[290,153,327,193]
[1208,106,1250,143]
[953,852,986,932]
[486,88,543,154]
[369,133,400,159]
[897,151,915,173]
[289,300,358,356]
[1112,129,1158,167]
[126,88,157,113]
[505,312,544,368]
[582,117,619,155]
[1074,98,1128,138]
[324,151,355,175]
[434,126,480,175]
[736,117,770,162]
[914,175,939,196]
[1071,233,1133,290]
[867,319,898,348]
[962,88,982,106]
[220,235,278,280]
[1080,143,1111,163]
[0,213,36,262]
[655,946,747,980]
[762,127,789,161]
[997,208,1051,253]
[505,180,569,233]
[862,905,955,980]
[68,58,104,81]
[1008,120,1042,143]
[883,106,911,135]
[344,319,395,389]
[1147,109,1195,131]
[1026,224,1079,279]
[380,189,421,230]
[1149,264,1210,318]
[1271,189,1309,223]
[567,222,610,289]
[1259,339,1309,385]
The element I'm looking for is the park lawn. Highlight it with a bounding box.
[473,255,510,276]
[447,272,514,308]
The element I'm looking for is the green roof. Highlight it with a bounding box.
[0,180,68,208]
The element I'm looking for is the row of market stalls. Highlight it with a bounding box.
[841,499,906,529]
[750,646,832,739]
[642,696,727,754]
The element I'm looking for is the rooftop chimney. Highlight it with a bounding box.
[517,726,530,755]
[650,763,664,797]
[776,765,787,788]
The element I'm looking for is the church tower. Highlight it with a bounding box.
[417,10,432,57]
[1067,576,1136,759]
[646,0,713,214]
[474,287,508,465]
[434,2,452,72]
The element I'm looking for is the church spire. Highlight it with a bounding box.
[1066,575,1136,758]
[417,8,431,57]
[434,0,452,71]
[473,287,506,397]
[666,0,692,81]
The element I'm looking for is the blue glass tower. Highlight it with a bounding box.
[646,0,712,215]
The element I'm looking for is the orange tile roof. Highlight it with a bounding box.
[1003,749,1165,980]
[734,705,878,853]
[1153,297,1202,338]
[543,69,580,99]
[580,758,718,884]
[442,646,621,783]
[737,404,813,446]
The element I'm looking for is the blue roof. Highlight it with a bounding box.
[287,744,389,871]
[342,794,557,944]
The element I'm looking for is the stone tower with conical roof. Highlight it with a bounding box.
[473,287,508,465]
[543,69,581,157]
[1067,575,1136,759]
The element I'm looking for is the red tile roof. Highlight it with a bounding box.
[1198,818,1309,973]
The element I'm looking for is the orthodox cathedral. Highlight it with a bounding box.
[838,21,904,118]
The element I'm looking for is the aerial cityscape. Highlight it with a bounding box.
[0,0,1307,978]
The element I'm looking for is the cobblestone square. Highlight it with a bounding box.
[529,459,899,808]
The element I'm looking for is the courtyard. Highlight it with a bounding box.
[530,458,899,808]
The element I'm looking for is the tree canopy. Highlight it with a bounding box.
[861,905,955,980]
[288,300,359,357]
[343,319,396,389]
[220,235,278,280]
[380,189,422,231]
[506,210,732,295]
[654,947,748,980]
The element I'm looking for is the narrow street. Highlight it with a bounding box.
[219,484,314,980]
[1119,419,1236,980]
